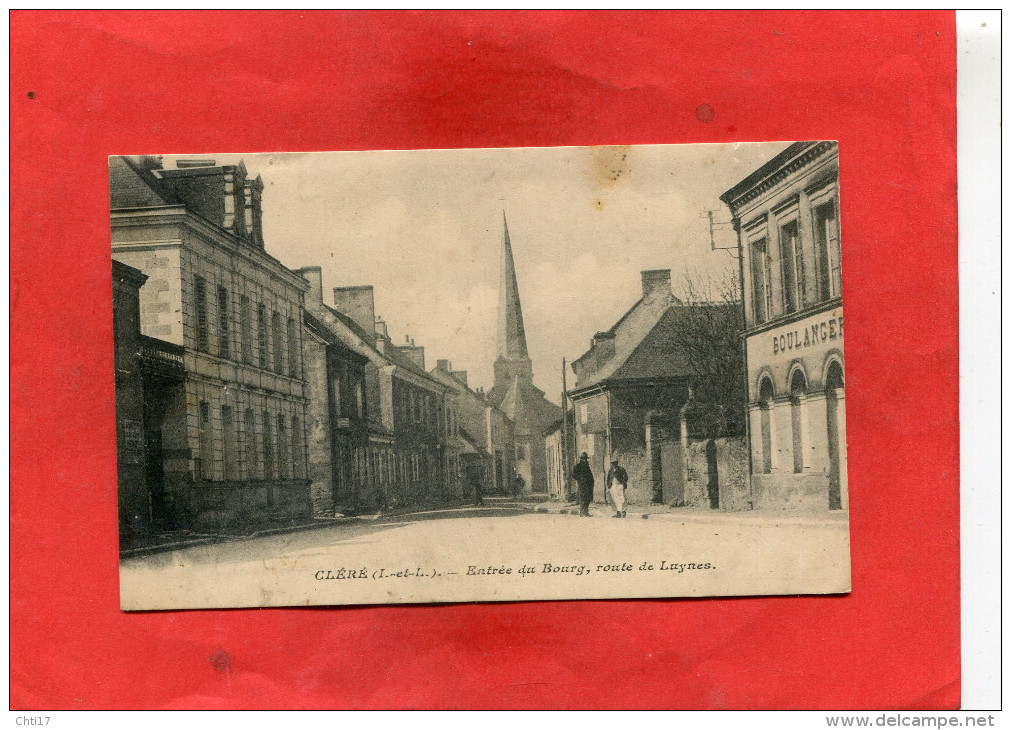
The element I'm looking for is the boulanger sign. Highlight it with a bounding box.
[767,311,843,358]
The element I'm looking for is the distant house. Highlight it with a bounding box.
[542,407,576,502]
[569,269,746,509]
[298,267,453,512]
[430,359,515,497]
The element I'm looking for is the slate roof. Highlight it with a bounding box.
[571,297,730,393]
[322,304,443,388]
[109,156,176,208]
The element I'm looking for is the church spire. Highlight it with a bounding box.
[497,211,529,361]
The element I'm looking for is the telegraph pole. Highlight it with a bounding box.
[560,357,571,502]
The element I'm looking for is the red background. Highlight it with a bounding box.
[10,11,959,710]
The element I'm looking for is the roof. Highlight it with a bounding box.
[109,156,176,208]
[112,258,148,286]
[303,310,370,364]
[321,303,443,389]
[495,377,561,437]
[719,141,836,211]
[457,427,484,455]
[571,298,731,394]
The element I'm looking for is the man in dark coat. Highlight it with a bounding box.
[571,452,595,517]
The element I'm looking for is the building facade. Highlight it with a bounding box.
[298,266,454,513]
[113,260,150,546]
[430,359,514,498]
[111,156,311,532]
[569,270,693,506]
[720,141,847,511]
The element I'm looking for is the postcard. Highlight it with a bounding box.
[113,142,850,609]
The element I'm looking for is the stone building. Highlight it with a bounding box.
[543,407,576,502]
[113,260,150,546]
[720,141,847,511]
[568,269,748,509]
[484,214,561,495]
[298,267,453,512]
[430,360,514,497]
[110,156,311,531]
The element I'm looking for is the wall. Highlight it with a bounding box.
[659,436,750,511]
[302,328,333,516]
[112,265,148,546]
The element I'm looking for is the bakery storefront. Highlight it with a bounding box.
[746,306,846,510]
[721,141,847,512]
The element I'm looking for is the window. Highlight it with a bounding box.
[262,411,274,480]
[790,369,807,474]
[272,311,283,375]
[813,199,841,300]
[516,442,527,461]
[240,296,252,365]
[758,378,774,475]
[221,405,235,480]
[413,392,421,423]
[779,220,804,313]
[277,414,288,479]
[291,416,301,479]
[244,408,257,479]
[579,403,588,425]
[287,317,298,378]
[217,286,230,358]
[331,376,342,418]
[198,400,211,479]
[355,381,364,419]
[194,276,208,352]
[750,237,773,324]
[257,304,267,369]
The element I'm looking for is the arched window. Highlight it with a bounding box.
[790,369,807,474]
[758,376,774,474]
[825,360,844,391]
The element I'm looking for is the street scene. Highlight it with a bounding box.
[112,142,850,608]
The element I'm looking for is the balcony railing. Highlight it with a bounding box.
[140,335,185,381]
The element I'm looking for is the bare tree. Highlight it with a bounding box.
[668,266,746,438]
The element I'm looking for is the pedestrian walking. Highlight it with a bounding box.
[606,457,629,518]
[571,452,595,517]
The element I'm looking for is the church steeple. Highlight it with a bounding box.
[497,211,529,361]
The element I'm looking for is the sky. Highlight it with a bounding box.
[169,142,791,401]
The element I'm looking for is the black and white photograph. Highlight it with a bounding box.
[112,142,850,609]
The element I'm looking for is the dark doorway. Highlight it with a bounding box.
[759,377,774,474]
[705,438,719,509]
[143,425,165,531]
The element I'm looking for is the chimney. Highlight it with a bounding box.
[136,155,164,171]
[451,370,469,387]
[436,359,452,373]
[296,267,323,302]
[641,269,672,299]
[244,175,264,249]
[333,285,376,338]
[374,316,388,340]
[592,331,616,363]
[397,343,426,371]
